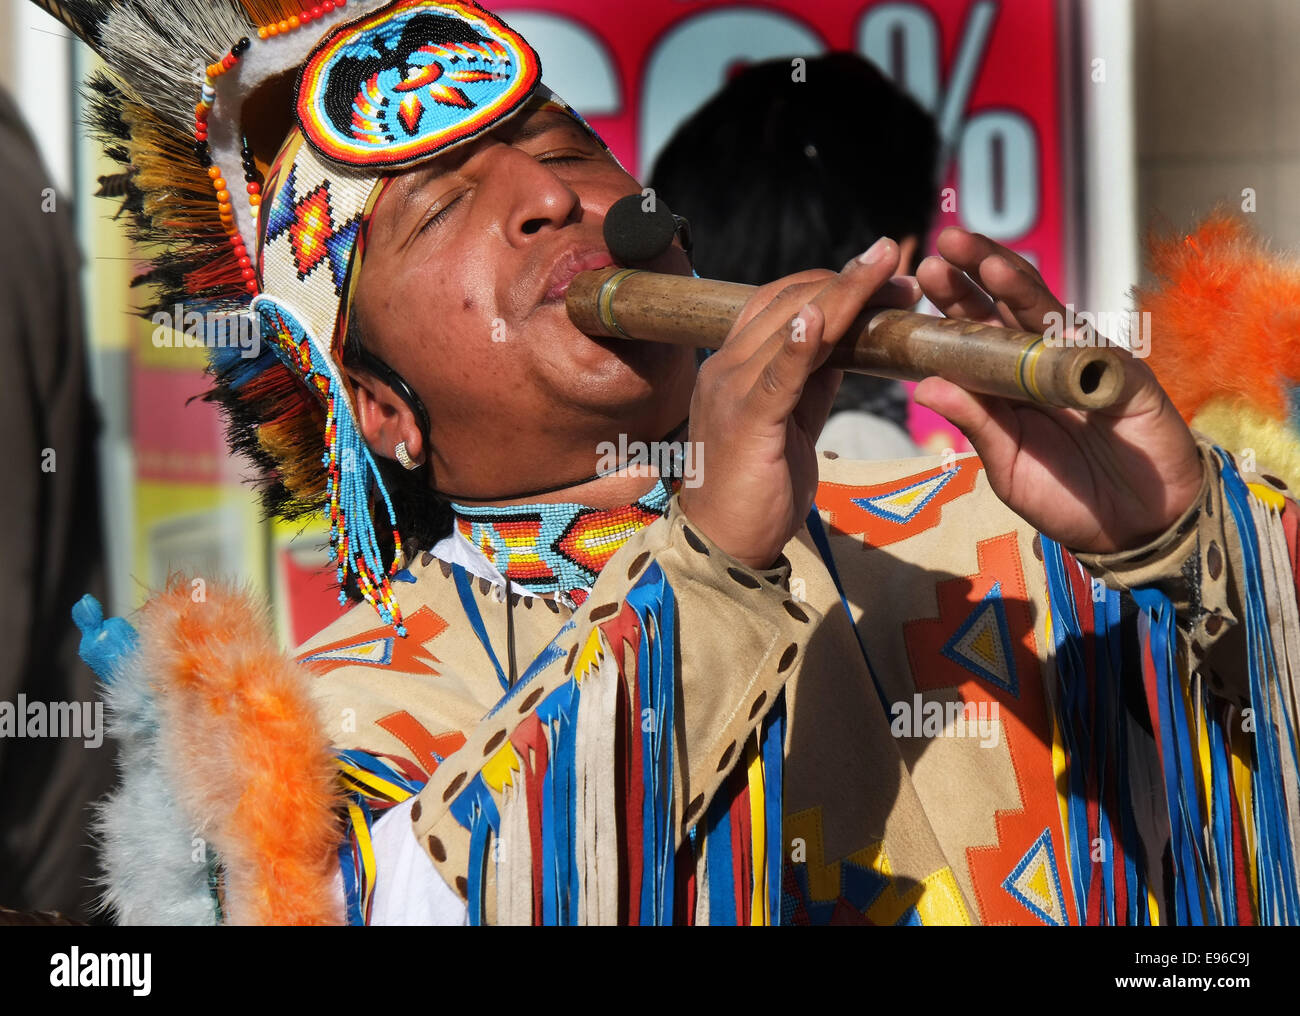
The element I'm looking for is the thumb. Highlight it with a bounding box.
[913,376,1022,469]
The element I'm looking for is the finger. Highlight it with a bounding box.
[915,255,999,323]
[931,227,1063,331]
[726,269,835,348]
[802,237,904,360]
[934,226,1047,286]
[976,254,1066,333]
[743,239,904,426]
[927,228,1064,332]
[742,238,903,406]
[741,301,829,423]
[726,242,911,366]
[721,251,917,369]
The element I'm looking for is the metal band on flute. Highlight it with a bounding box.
[595,268,642,338]
[567,268,1125,411]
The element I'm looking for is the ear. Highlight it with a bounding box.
[896,235,921,277]
[345,366,426,466]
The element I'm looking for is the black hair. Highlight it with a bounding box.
[648,52,940,285]
[648,52,940,424]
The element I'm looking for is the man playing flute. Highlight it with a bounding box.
[53,0,1298,925]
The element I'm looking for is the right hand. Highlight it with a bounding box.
[678,238,916,569]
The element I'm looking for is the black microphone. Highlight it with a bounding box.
[603,192,683,264]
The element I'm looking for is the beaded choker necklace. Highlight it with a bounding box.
[452,477,675,605]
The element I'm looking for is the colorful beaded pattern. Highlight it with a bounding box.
[253,294,408,633]
[452,479,675,605]
[295,0,541,168]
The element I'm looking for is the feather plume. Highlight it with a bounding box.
[67,0,423,587]
[1138,209,1300,488]
[98,1,253,132]
[93,614,220,925]
[1139,209,1300,422]
[129,577,346,925]
[28,0,106,46]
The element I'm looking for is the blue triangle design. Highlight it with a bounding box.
[325,215,362,295]
[264,164,298,244]
[1002,828,1068,926]
[851,469,955,524]
[300,637,394,668]
[940,580,1020,697]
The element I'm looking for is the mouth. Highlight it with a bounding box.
[543,246,615,304]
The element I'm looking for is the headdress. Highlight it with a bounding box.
[44,0,611,634]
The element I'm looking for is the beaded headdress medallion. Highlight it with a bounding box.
[43,0,613,634]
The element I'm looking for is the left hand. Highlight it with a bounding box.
[911,227,1204,555]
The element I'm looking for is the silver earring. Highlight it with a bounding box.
[395,441,418,470]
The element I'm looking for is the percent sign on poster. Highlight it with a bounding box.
[862,1,1041,244]
[503,0,1051,257]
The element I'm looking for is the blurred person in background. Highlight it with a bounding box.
[0,84,111,922]
[649,52,938,460]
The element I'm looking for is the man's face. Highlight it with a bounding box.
[350,103,696,495]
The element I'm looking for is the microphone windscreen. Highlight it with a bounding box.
[604,193,678,264]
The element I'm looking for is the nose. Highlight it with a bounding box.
[488,144,583,245]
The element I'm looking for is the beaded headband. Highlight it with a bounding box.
[47,0,618,634]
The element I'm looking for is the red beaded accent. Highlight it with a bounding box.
[258,0,350,39]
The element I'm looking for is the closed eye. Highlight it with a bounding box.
[415,150,591,236]
[418,194,462,234]
[537,151,588,165]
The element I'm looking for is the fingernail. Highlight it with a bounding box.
[857,237,892,265]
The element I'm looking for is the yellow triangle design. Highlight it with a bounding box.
[864,474,949,521]
[888,488,926,509]
[1008,837,1065,925]
[1025,856,1052,907]
[969,625,998,666]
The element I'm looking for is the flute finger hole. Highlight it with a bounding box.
[1080,360,1105,395]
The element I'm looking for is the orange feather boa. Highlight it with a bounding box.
[1138,209,1300,424]
[134,578,345,925]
